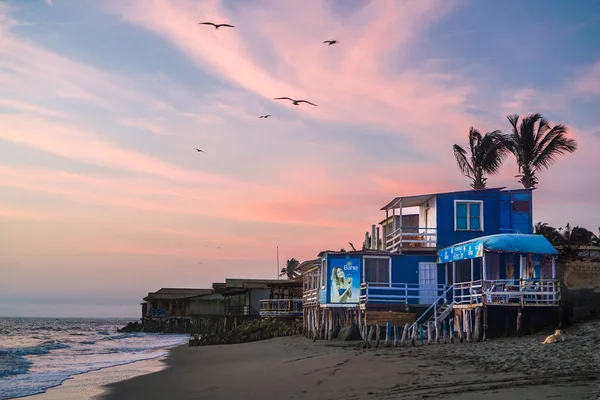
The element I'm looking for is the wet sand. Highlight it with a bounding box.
[102,320,600,400]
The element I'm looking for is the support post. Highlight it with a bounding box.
[375,324,381,348]
[551,256,556,279]
[456,312,463,343]
[393,325,399,347]
[474,307,482,342]
[411,323,418,346]
[427,321,432,345]
[401,323,409,347]
[385,322,391,347]
[367,325,374,348]
[470,258,474,281]
[517,307,523,337]
[435,321,440,344]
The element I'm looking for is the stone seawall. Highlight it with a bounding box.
[558,261,600,322]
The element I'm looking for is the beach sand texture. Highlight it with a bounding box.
[102,320,600,400]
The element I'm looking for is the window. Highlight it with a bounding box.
[512,200,529,212]
[455,201,483,231]
[364,257,390,285]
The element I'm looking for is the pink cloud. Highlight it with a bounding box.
[119,118,166,135]
[103,0,478,146]
[0,98,66,117]
[574,60,600,95]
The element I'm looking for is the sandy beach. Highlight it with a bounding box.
[101,320,600,400]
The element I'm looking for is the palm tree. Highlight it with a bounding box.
[453,127,509,189]
[279,258,300,280]
[506,113,577,189]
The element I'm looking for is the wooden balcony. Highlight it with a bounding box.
[302,288,319,307]
[453,279,561,307]
[385,227,437,252]
[259,299,303,317]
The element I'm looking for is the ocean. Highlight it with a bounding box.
[0,318,189,400]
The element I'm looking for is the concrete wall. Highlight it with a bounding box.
[557,261,600,321]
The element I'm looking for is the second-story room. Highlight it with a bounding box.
[379,187,534,252]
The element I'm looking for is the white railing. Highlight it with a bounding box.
[359,282,447,305]
[259,299,303,317]
[453,279,561,306]
[302,288,319,306]
[385,227,437,252]
[408,285,454,334]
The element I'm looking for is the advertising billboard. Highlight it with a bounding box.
[329,256,361,304]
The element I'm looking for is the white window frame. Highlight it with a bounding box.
[363,256,392,287]
[454,200,484,231]
[320,258,326,289]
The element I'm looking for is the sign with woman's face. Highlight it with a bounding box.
[329,256,361,304]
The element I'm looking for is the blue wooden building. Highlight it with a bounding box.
[299,187,561,341]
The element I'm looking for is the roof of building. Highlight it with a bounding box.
[381,187,526,210]
[143,288,213,301]
[297,258,321,275]
[319,249,394,256]
[437,234,558,263]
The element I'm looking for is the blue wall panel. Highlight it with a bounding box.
[436,189,533,248]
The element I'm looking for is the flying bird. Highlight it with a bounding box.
[273,97,317,107]
[259,114,271,118]
[323,40,338,46]
[194,148,204,153]
[200,22,235,30]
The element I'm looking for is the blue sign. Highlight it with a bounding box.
[437,241,484,263]
[329,256,361,304]
[151,308,166,318]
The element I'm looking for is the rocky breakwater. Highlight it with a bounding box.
[189,318,303,346]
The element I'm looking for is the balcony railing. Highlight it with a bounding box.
[385,227,437,252]
[259,299,303,317]
[453,279,560,306]
[225,305,259,316]
[359,282,448,306]
[303,288,319,306]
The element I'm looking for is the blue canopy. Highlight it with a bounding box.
[437,234,558,263]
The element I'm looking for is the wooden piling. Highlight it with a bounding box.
[393,325,399,347]
[456,313,463,343]
[411,323,418,346]
[427,321,432,345]
[517,307,523,337]
[375,324,381,348]
[474,307,482,342]
[465,310,472,343]
[385,322,391,347]
[367,325,374,348]
[401,323,409,347]
[483,307,487,341]
[435,321,440,344]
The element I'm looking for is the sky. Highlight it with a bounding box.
[1,0,599,318]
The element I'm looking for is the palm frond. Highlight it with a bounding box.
[453,144,474,179]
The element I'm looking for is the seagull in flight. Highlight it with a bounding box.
[200,22,235,30]
[273,97,317,107]
[194,148,204,153]
[323,40,338,46]
[259,114,271,118]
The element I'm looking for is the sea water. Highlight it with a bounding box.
[0,318,188,399]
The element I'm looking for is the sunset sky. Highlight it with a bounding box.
[1,0,599,317]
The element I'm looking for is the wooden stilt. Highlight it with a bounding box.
[411,323,418,346]
[474,307,482,342]
[375,324,381,348]
[466,310,472,343]
[385,322,391,347]
[401,323,409,347]
[456,313,463,343]
[367,325,374,348]
[427,321,432,345]
[483,307,487,341]
[435,321,440,344]
[393,325,399,347]
[517,307,523,337]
